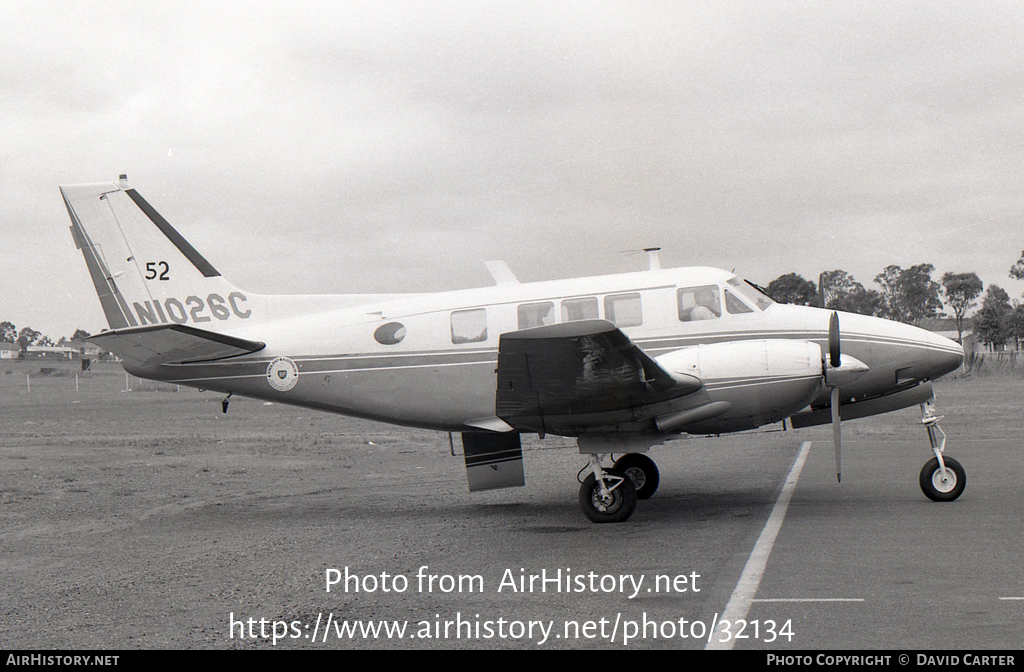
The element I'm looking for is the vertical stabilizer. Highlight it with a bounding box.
[61,178,253,331]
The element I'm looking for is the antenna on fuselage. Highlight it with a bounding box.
[643,247,661,271]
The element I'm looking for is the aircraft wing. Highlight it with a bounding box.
[88,324,266,365]
[496,319,702,434]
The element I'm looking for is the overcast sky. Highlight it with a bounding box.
[3,1,1024,338]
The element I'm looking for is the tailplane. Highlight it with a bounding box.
[61,176,255,331]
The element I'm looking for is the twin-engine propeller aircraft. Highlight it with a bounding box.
[61,176,966,523]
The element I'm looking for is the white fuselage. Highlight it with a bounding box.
[123,266,964,435]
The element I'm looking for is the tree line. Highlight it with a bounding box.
[0,322,92,355]
[764,250,1024,350]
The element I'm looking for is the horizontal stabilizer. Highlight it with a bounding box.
[88,324,266,365]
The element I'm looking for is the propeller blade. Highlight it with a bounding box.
[831,386,841,483]
[829,312,841,368]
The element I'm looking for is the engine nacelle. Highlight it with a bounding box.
[655,340,823,433]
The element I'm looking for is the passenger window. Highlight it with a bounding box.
[451,309,488,344]
[517,302,555,329]
[678,286,722,321]
[561,297,599,322]
[604,293,642,327]
[725,289,754,314]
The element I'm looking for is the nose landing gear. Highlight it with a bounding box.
[919,398,965,502]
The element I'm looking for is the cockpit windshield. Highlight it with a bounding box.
[727,277,775,311]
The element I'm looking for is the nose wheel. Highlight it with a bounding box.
[920,456,965,502]
[919,398,965,502]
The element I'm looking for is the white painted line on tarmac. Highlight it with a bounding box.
[998,597,1024,600]
[753,598,864,603]
[706,441,812,651]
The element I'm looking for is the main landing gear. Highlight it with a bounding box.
[613,453,660,500]
[919,398,965,502]
[577,453,661,523]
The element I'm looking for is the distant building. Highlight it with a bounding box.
[67,341,103,358]
[24,345,76,359]
[917,317,972,343]
[1,341,105,360]
[919,316,980,362]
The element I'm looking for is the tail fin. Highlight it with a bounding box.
[61,177,254,330]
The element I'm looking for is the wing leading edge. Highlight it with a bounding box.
[496,319,702,435]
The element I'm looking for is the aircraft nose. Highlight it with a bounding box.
[926,331,964,378]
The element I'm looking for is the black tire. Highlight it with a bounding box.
[613,453,660,500]
[919,456,966,502]
[578,469,637,523]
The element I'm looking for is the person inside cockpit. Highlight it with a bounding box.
[689,286,721,320]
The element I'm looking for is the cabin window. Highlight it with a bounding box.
[724,289,754,314]
[451,308,488,344]
[561,297,599,322]
[678,285,722,321]
[517,302,555,329]
[374,322,407,345]
[604,293,642,327]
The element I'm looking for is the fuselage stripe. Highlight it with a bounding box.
[183,329,953,369]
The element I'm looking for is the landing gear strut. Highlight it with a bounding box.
[919,398,965,502]
[578,455,637,523]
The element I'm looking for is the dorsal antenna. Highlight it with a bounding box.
[643,247,661,271]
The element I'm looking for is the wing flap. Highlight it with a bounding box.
[88,324,266,365]
[496,320,702,433]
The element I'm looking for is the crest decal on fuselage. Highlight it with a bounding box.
[266,357,299,392]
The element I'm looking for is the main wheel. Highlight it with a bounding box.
[919,456,966,502]
[578,469,637,523]
[613,453,660,500]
